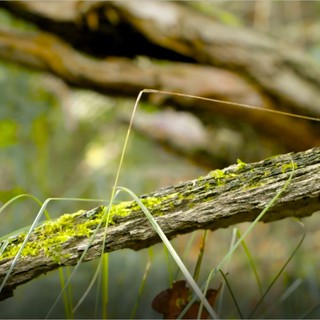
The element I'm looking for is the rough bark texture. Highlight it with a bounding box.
[1,147,320,301]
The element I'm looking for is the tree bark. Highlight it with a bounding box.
[1,146,320,301]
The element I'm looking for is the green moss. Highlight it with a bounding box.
[264,170,271,177]
[243,181,264,190]
[242,161,297,190]
[0,195,177,262]
[281,162,298,173]
[0,160,298,262]
[0,210,89,262]
[236,158,247,171]
[208,168,238,187]
[210,169,225,180]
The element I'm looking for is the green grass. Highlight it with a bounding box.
[1,89,319,318]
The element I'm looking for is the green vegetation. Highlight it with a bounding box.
[0,195,177,262]
[281,162,298,173]
[1,2,320,318]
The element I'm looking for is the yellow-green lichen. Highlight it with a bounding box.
[264,170,272,177]
[0,210,91,262]
[243,181,264,190]
[281,162,298,173]
[210,169,225,180]
[236,158,247,171]
[0,195,176,262]
[105,195,177,220]
[209,168,238,187]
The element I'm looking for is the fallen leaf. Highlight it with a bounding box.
[152,280,220,319]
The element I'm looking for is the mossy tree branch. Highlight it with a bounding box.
[1,147,320,300]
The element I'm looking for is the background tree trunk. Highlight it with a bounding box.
[0,1,320,167]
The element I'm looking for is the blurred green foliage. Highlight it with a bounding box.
[0,2,320,318]
[0,7,36,30]
[0,61,204,318]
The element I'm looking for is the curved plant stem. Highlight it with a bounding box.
[219,269,243,319]
[117,186,219,319]
[248,219,306,318]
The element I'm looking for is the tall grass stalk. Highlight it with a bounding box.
[217,228,238,315]
[117,186,219,319]
[248,219,306,318]
[59,267,73,319]
[219,269,243,319]
[1,88,318,318]
[180,160,295,318]
[173,231,197,281]
[130,247,154,319]
[193,230,208,281]
[237,229,263,297]
[261,278,302,318]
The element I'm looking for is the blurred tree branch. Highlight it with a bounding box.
[1,1,320,115]
[0,146,320,300]
[0,1,319,168]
